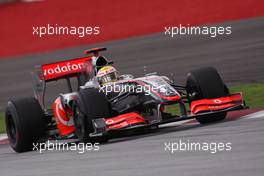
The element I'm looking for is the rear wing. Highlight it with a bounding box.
[41,57,91,82]
[32,57,92,109]
[31,47,112,109]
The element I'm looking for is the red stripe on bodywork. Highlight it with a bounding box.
[105,112,146,130]
[190,93,243,114]
[52,97,75,136]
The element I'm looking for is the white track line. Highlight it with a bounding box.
[0,133,7,141]
[241,110,264,120]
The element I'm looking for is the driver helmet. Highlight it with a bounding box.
[96,66,119,85]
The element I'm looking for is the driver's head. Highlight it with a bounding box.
[96,66,119,85]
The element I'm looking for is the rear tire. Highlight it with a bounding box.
[186,67,229,124]
[73,88,110,143]
[5,98,46,153]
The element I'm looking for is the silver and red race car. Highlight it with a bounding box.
[5,47,246,152]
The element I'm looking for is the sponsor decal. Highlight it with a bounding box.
[214,99,222,104]
[42,57,90,80]
[105,119,115,125]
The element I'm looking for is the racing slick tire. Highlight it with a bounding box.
[5,98,46,153]
[186,67,229,124]
[73,88,110,143]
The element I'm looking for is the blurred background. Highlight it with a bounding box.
[0,1,264,176]
[0,0,263,113]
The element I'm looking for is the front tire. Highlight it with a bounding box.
[73,88,110,143]
[5,98,46,153]
[186,67,229,124]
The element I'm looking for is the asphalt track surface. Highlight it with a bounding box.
[0,17,264,176]
[0,111,264,176]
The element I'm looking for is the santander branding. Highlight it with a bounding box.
[42,57,89,81]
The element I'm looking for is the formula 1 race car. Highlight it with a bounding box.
[5,47,246,152]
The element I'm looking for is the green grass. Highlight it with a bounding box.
[230,83,264,108]
[0,83,263,134]
[0,113,5,134]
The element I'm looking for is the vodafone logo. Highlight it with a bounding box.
[214,99,222,104]
[43,62,84,76]
[42,57,89,81]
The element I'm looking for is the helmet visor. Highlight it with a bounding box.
[98,72,118,85]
